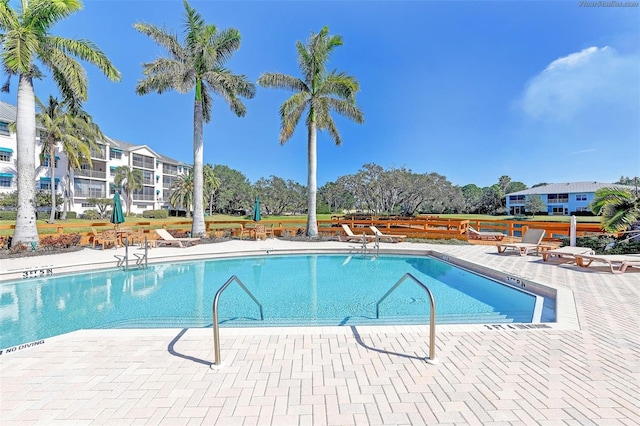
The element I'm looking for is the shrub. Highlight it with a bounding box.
[40,234,82,250]
[143,209,169,219]
[0,211,17,220]
[81,210,101,220]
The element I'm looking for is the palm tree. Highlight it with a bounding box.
[59,110,104,220]
[590,186,640,234]
[134,0,255,238]
[113,166,143,215]
[203,164,220,215]
[0,0,120,247]
[36,95,104,223]
[170,169,194,218]
[258,26,364,237]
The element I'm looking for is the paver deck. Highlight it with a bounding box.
[1,239,638,425]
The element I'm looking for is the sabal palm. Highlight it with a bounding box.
[36,95,104,223]
[170,169,194,218]
[0,0,120,247]
[134,0,255,238]
[590,187,640,233]
[258,26,364,237]
[114,166,143,215]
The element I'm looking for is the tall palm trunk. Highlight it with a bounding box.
[48,142,56,223]
[61,163,72,220]
[12,74,39,246]
[192,97,206,237]
[306,121,318,237]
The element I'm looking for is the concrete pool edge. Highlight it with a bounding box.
[0,244,580,355]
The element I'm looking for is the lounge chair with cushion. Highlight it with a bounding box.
[496,228,546,256]
[574,253,640,274]
[338,224,375,243]
[541,246,594,262]
[467,226,506,242]
[154,229,200,248]
[369,226,406,243]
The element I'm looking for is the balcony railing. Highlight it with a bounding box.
[90,149,106,160]
[133,194,155,201]
[75,190,106,198]
[132,160,154,169]
[74,169,107,179]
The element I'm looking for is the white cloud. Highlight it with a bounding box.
[519,46,639,121]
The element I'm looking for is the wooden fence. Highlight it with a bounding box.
[0,217,611,246]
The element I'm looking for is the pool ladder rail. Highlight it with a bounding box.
[211,272,437,367]
[114,236,149,271]
[211,275,264,367]
[376,272,438,364]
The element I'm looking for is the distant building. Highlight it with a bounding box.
[0,100,191,215]
[505,182,635,216]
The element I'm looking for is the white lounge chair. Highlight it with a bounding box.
[574,253,640,274]
[496,229,546,256]
[369,226,406,243]
[154,228,200,248]
[338,224,375,243]
[467,226,506,242]
[541,246,595,262]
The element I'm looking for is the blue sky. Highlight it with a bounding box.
[2,0,639,188]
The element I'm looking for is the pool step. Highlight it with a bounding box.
[98,310,533,329]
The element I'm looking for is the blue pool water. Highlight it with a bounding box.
[0,254,544,349]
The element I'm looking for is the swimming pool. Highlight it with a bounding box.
[0,254,549,349]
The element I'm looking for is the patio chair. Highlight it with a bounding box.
[496,228,546,256]
[254,224,275,240]
[574,253,640,274]
[369,226,406,243]
[95,229,118,250]
[154,228,200,248]
[541,246,594,262]
[338,224,376,243]
[467,226,506,242]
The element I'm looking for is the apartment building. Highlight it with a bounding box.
[505,181,634,216]
[0,100,191,215]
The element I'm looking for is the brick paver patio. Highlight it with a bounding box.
[1,240,638,425]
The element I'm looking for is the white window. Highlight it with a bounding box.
[575,194,587,201]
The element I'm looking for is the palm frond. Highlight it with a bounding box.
[258,73,307,92]
[133,23,186,62]
[46,36,121,81]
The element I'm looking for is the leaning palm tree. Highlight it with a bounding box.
[113,166,143,215]
[170,169,194,218]
[590,186,640,234]
[0,0,120,247]
[59,110,104,220]
[258,26,364,237]
[134,0,255,238]
[36,95,104,223]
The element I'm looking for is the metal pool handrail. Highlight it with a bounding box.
[212,275,264,366]
[376,272,438,364]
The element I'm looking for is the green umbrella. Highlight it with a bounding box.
[111,192,125,229]
[252,196,261,222]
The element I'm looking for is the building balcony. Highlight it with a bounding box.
[74,169,107,179]
[133,194,155,201]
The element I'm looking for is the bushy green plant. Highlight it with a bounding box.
[81,210,101,220]
[143,209,169,219]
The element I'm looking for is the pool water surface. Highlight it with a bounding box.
[0,254,548,349]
